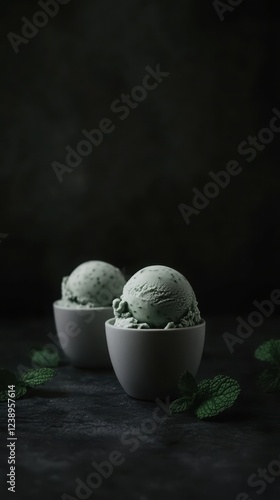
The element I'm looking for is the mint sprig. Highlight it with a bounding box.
[194,376,240,419]
[178,370,198,396]
[255,340,280,393]
[170,395,196,414]
[258,368,280,393]
[0,383,27,402]
[0,368,56,402]
[30,348,60,368]
[170,371,198,414]
[255,340,280,365]
[170,370,240,420]
[21,368,55,388]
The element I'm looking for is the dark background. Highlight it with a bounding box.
[1,4,280,500]
[1,0,280,318]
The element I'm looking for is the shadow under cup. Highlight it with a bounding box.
[105,319,206,401]
[53,302,112,368]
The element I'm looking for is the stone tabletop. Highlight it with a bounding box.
[0,316,280,500]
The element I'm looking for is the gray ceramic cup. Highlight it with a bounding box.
[53,302,112,368]
[105,319,206,401]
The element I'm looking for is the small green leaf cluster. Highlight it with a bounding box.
[170,371,240,419]
[0,368,55,402]
[30,348,60,368]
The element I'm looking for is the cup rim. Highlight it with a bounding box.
[105,318,206,332]
[53,300,113,311]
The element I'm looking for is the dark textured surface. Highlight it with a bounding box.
[1,0,280,317]
[1,317,280,500]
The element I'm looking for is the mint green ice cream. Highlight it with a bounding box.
[59,261,126,308]
[113,265,201,329]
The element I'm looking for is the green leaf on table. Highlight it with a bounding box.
[170,395,196,414]
[0,369,17,391]
[0,383,27,402]
[194,376,241,420]
[178,370,198,397]
[258,367,280,393]
[255,340,280,366]
[169,370,198,414]
[21,368,55,388]
[31,348,60,368]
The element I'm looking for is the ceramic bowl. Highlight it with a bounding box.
[53,302,112,368]
[105,319,206,400]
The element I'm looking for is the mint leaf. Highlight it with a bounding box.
[178,370,198,397]
[31,348,60,368]
[195,378,211,398]
[169,370,198,414]
[21,368,55,388]
[14,383,28,399]
[0,383,27,402]
[170,370,198,414]
[170,395,196,414]
[255,340,280,366]
[258,367,280,393]
[194,376,240,419]
[0,369,17,391]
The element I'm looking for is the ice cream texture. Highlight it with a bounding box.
[59,261,126,308]
[113,265,201,329]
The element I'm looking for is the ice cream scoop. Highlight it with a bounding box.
[113,265,201,329]
[53,260,126,368]
[60,260,126,308]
